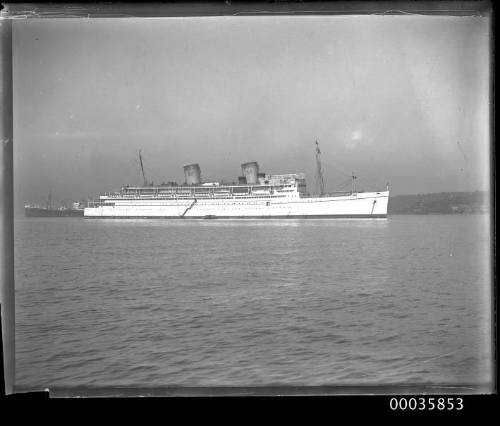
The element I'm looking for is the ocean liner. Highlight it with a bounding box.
[85,144,389,219]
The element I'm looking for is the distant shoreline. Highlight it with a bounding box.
[388,191,489,215]
[15,190,490,217]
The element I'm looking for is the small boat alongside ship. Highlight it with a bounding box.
[25,192,84,217]
[84,142,389,219]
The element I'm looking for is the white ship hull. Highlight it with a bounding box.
[84,191,389,219]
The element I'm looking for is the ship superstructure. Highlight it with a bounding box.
[84,150,389,218]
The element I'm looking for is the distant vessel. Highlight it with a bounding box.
[85,143,389,219]
[25,192,84,217]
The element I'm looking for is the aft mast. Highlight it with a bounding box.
[315,140,326,196]
[138,149,148,187]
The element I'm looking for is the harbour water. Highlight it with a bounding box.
[14,214,492,393]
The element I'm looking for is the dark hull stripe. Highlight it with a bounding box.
[85,214,388,219]
[25,208,84,217]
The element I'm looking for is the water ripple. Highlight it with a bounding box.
[14,215,492,389]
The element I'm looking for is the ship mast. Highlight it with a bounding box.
[47,190,52,209]
[139,149,148,187]
[315,140,326,196]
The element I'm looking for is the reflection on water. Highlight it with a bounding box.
[84,217,390,228]
[14,214,492,390]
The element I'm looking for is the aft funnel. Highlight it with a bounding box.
[241,162,259,185]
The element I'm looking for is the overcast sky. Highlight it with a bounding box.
[13,15,490,207]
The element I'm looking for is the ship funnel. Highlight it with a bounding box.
[184,163,201,185]
[241,162,259,185]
